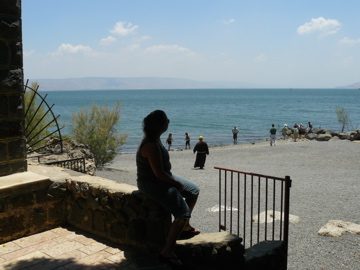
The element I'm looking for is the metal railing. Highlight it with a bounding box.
[215,166,291,251]
[41,157,86,173]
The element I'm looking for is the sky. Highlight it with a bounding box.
[22,0,360,88]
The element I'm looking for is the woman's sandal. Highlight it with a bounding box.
[178,227,201,239]
[159,254,183,267]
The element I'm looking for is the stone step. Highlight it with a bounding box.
[175,232,245,269]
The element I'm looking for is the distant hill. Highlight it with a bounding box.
[28,77,258,91]
[336,82,360,89]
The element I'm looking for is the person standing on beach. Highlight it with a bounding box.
[166,133,173,151]
[306,122,313,135]
[185,132,190,149]
[232,126,240,144]
[293,125,299,142]
[281,124,288,140]
[136,110,200,267]
[270,124,277,146]
[193,136,209,169]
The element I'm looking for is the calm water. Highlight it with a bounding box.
[40,88,360,153]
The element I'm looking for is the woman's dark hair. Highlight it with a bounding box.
[143,110,168,138]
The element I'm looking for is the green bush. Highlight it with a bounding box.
[335,106,350,132]
[71,103,128,168]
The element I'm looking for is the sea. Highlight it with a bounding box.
[39,88,360,153]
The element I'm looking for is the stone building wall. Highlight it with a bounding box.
[0,0,27,177]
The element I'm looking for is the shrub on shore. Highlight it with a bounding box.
[335,106,350,132]
[71,103,128,168]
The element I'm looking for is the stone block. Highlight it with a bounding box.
[0,214,25,243]
[113,209,128,223]
[76,197,88,209]
[110,221,126,239]
[111,195,125,209]
[70,201,83,225]
[0,163,11,177]
[0,1,21,17]
[47,182,67,199]
[0,69,23,92]
[86,195,100,210]
[83,208,93,229]
[124,204,138,217]
[176,232,245,269]
[0,120,23,139]
[34,188,51,204]
[0,95,8,116]
[99,195,109,206]
[8,191,34,209]
[8,93,23,117]
[30,207,47,228]
[0,17,21,40]
[9,160,27,174]
[79,182,91,198]
[0,199,5,213]
[93,210,105,231]
[103,208,117,224]
[8,138,25,159]
[47,203,66,224]
[244,241,286,270]
[9,41,22,67]
[0,142,7,162]
[0,41,8,65]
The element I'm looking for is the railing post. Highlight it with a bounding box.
[218,169,223,231]
[283,175,292,269]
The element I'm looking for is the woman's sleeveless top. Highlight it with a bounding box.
[136,138,172,182]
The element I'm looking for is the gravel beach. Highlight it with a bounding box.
[97,138,360,270]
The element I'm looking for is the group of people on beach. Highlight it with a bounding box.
[166,132,210,170]
[165,132,191,151]
[270,121,313,146]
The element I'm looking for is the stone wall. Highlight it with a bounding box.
[0,164,171,252]
[0,0,27,177]
[63,179,171,252]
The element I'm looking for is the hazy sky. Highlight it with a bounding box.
[22,0,360,88]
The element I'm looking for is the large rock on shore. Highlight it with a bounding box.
[351,129,360,140]
[316,133,332,141]
[306,133,317,140]
[338,132,352,140]
[309,129,360,142]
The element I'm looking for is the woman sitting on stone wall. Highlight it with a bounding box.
[136,110,200,267]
